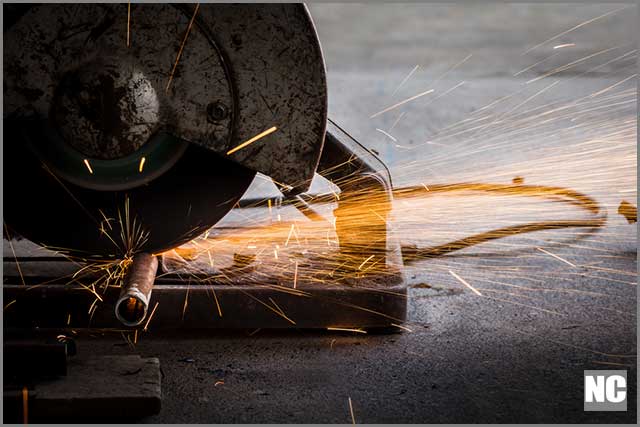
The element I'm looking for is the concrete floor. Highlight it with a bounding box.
[5,3,638,423]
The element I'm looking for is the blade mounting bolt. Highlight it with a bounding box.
[207,101,229,122]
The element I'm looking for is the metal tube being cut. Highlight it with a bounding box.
[115,253,158,327]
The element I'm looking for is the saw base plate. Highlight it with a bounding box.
[3,247,406,331]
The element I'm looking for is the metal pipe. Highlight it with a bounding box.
[114,253,158,327]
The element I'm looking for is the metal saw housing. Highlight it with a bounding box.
[4,3,327,193]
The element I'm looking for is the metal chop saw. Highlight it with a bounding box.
[3,4,406,330]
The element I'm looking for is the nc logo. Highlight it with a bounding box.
[584,370,627,411]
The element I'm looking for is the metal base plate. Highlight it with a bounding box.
[3,256,406,330]
[4,281,407,330]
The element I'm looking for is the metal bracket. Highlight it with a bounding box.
[317,119,402,274]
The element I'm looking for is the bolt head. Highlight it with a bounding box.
[207,101,229,122]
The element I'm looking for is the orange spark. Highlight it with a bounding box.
[285,224,295,246]
[553,43,575,49]
[536,247,576,267]
[22,386,28,424]
[83,159,94,174]
[358,254,375,270]
[143,302,160,331]
[375,128,397,142]
[327,327,367,334]
[370,89,434,118]
[348,397,356,425]
[391,323,413,332]
[165,3,200,93]
[227,126,278,155]
[449,270,482,296]
[391,64,420,96]
[523,5,630,54]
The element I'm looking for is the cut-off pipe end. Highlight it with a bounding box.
[114,253,158,327]
[115,291,150,327]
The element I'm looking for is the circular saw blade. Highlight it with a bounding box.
[4,120,255,259]
[4,3,328,194]
[3,3,327,258]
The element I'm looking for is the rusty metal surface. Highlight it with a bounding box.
[4,4,233,155]
[3,281,407,330]
[3,239,406,329]
[115,253,159,327]
[51,58,162,160]
[202,4,327,192]
[4,3,327,191]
